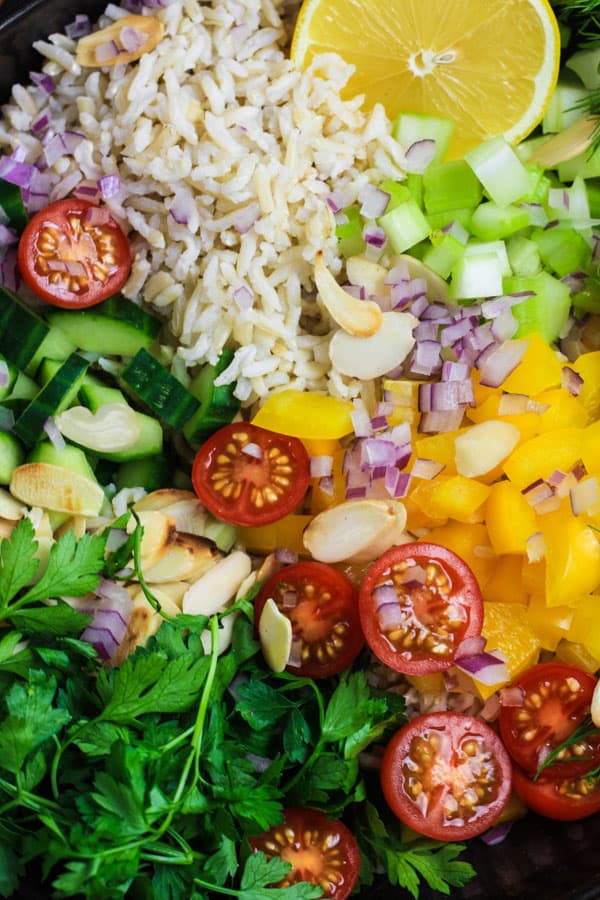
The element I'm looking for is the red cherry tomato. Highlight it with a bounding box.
[254,561,363,679]
[18,199,131,308]
[192,423,310,527]
[249,808,360,900]
[380,711,512,841]
[499,662,600,779]
[512,765,600,821]
[358,542,483,675]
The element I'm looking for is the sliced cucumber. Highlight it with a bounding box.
[14,353,89,446]
[0,286,50,372]
[121,349,199,430]
[27,327,76,377]
[0,178,28,231]
[6,369,39,402]
[45,295,160,357]
[0,431,25,484]
[28,440,97,482]
[116,455,170,492]
[183,348,241,446]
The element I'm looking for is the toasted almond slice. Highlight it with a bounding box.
[54,516,87,540]
[236,571,258,601]
[112,588,181,665]
[149,581,188,609]
[259,598,292,673]
[315,251,382,337]
[142,534,220,583]
[55,403,140,453]
[346,255,389,297]
[303,499,407,564]
[76,15,164,67]
[200,611,238,657]
[126,510,176,567]
[0,518,15,540]
[10,463,105,516]
[330,310,417,380]
[160,499,208,536]
[182,551,252,616]
[389,254,450,302]
[134,489,197,512]
[0,487,26,521]
[529,116,597,168]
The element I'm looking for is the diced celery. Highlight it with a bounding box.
[426,207,474,231]
[464,240,512,277]
[392,111,455,163]
[506,235,542,277]
[557,147,600,182]
[335,204,365,258]
[586,180,600,218]
[543,82,590,132]
[530,225,591,277]
[572,282,600,315]
[449,252,504,302]
[423,160,482,214]
[422,231,467,279]
[379,179,412,212]
[379,198,431,253]
[406,173,424,208]
[465,137,532,207]
[515,135,553,163]
[469,202,531,241]
[504,272,571,343]
[520,167,551,205]
[565,48,600,90]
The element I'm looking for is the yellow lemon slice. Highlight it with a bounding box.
[291,0,560,158]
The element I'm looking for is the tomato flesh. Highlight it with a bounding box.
[499,662,600,779]
[381,711,512,841]
[249,808,360,900]
[358,542,483,675]
[18,198,131,308]
[254,561,363,679]
[512,764,600,821]
[192,423,310,527]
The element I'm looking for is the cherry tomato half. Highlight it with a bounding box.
[499,662,600,779]
[381,711,512,841]
[192,423,310,527]
[358,542,483,675]
[512,765,600,822]
[18,199,131,308]
[249,808,360,900]
[254,561,363,679]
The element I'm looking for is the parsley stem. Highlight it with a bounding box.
[193,879,241,897]
[0,777,62,815]
[130,510,173,618]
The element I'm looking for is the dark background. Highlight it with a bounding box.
[1,1,600,897]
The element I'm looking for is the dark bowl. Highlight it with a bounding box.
[1,2,600,898]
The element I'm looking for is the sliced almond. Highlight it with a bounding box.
[182,551,252,616]
[315,251,382,337]
[55,403,140,453]
[200,611,238,657]
[329,310,417,380]
[76,15,164,67]
[134,489,197,512]
[303,499,407,564]
[346,256,389,298]
[142,534,220,583]
[529,116,597,168]
[159,498,208,536]
[0,518,15,540]
[10,463,105,517]
[112,588,182,665]
[126,510,176,568]
[454,420,520,478]
[149,581,188,609]
[389,254,450,302]
[0,487,26,521]
[54,516,87,540]
[236,571,258,601]
[259,598,292,673]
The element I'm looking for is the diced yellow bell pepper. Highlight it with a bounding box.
[403,494,448,531]
[527,592,573,651]
[473,601,540,699]
[411,474,491,523]
[555,638,600,673]
[521,558,545,596]
[542,507,600,607]
[572,350,600,420]
[494,792,528,825]
[534,387,589,430]
[252,389,354,440]
[405,672,445,693]
[501,332,563,395]
[471,369,501,407]
[483,555,528,604]
[502,427,585,488]
[238,514,313,556]
[485,480,538,555]
[309,445,346,514]
[421,521,497,589]
[414,429,464,474]
[582,420,600,475]
[567,593,600,661]
[466,393,541,441]
[383,379,422,427]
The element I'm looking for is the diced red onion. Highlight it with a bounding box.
[497,392,534,415]
[480,821,513,846]
[376,601,404,631]
[287,638,303,668]
[74,183,100,201]
[343,283,365,300]
[499,685,525,707]
[0,361,9,388]
[390,282,413,309]
[360,438,398,469]
[65,14,92,38]
[0,157,35,188]
[31,113,50,134]
[373,582,399,606]
[274,547,298,564]
[241,442,263,460]
[43,416,66,451]
[414,321,439,342]
[418,379,473,412]
[419,408,464,434]
[98,173,121,199]
[490,309,518,342]
[384,467,411,498]
[369,415,388,432]
[376,401,394,418]
[358,183,390,219]
[29,71,56,94]
[95,41,121,63]
[522,479,554,509]
[281,588,297,608]
[476,339,527,388]
[526,531,546,562]
[411,457,445,480]
[561,365,583,397]
[562,271,587,294]
[84,206,113,227]
[385,262,410,284]
[345,485,368,500]
[0,248,20,291]
[405,139,437,173]
[0,406,15,432]
[520,202,548,227]
[390,422,411,445]
[95,578,134,615]
[572,461,586,481]
[310,455,333,478]
[441,360,470,382]
[233,285,254,311]
[0,224,17,247]
[80,625,120,660]
[104,528,128,553]
[455,650,509,686]
[570,477,598,516]
[120,25,147,52]
[409,340,442,377]
[455,635,486,659]
[234,201,260,235]
[326,189,351,213]
[363,224,387,248]
[318,475,334,495]
[351,404,372,438]
[479,693,501,722]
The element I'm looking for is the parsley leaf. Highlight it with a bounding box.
[0,517,39,608]
[0,670,70,774]
[236,680,297,731]
[8,603,92,635]
[19,530,106,606]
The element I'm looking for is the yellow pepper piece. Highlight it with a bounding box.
[501,332,563,395]
[405,672,445,693]
[403,494,448,531]
[466,393,541,441]
[252,390,354,440]
[527,592,573,650]
[411,474,491,523]
[421,521,496,589]
[414,429,464,473]
[521,558,545,596]
[238,514,313,557]
[572,350,600,420]
[473,601,540,699]
[542,507,600,607]
[382,379,422,427]
[502,427,585,488]
[534,387,589,430]
[555,638,600,673]
[582,420,600,475]
[485,480,538,555]
[567,594,600,661]
[483,555,528,604]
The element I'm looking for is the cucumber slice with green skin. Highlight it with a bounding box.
[0,355,17,402]
[0,178,28,231]
[0,286,50,372]
[184,348,241,446]
[26,327,76,377]
[78,373,164,462]
[121,349,199,430]
[0,431,25,485]
[28,440,97,482]
[14,353,89,446]
[116,455,170,492]
[6,369,39,402]
[45,295,160,357]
